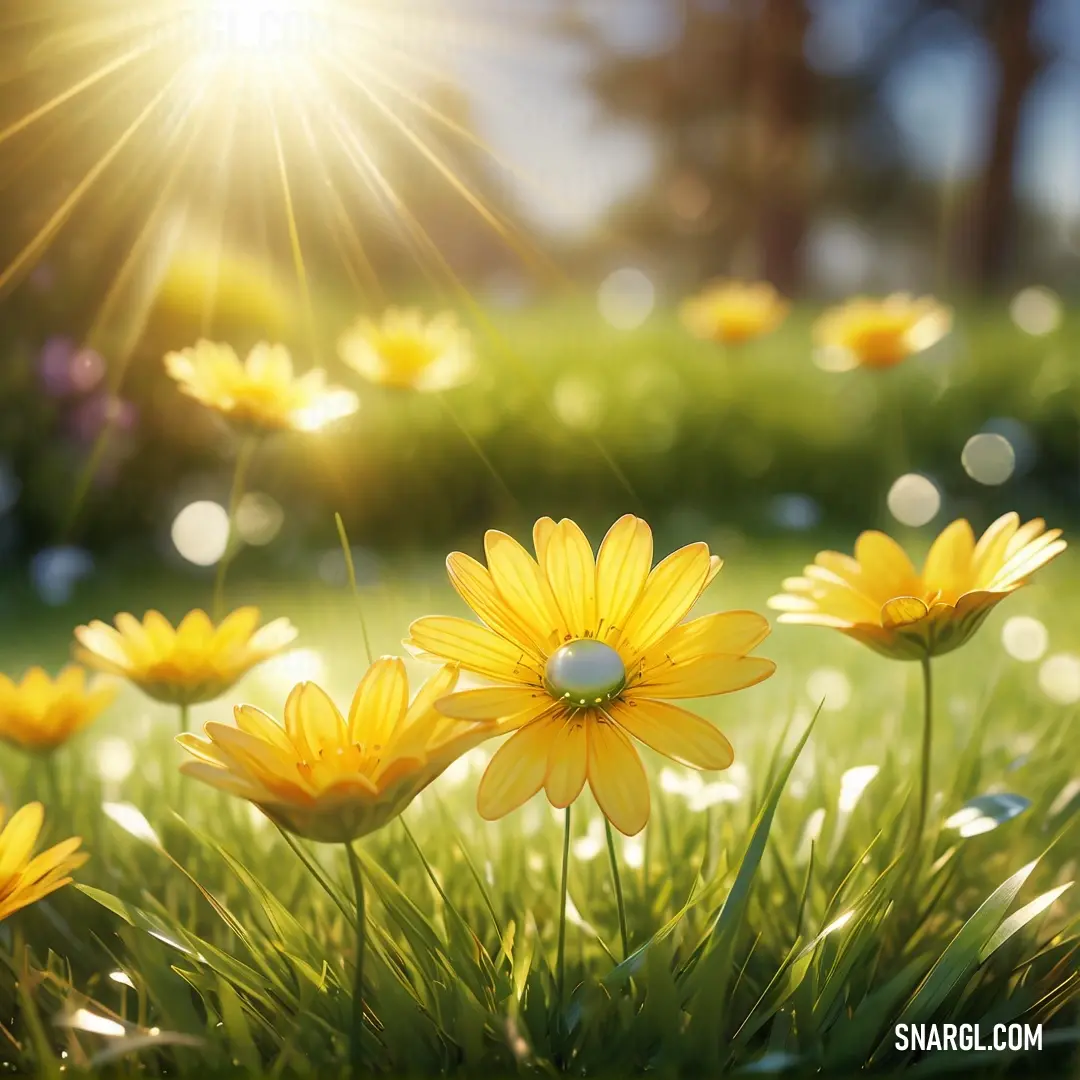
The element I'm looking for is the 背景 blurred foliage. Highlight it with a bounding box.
[2,293,1079,562]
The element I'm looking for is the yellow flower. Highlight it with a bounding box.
[177,660,488,843]
[164,341,359,432]
[0,666,115,751]
[813,294,952,370]
[74,608,297,706]
[680,280,789,344]
[338,308,475,391]
[769,514,1066,661]
[0,802,87,923]
[406,516,775,836]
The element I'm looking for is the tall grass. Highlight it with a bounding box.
[1,560,1077,1077]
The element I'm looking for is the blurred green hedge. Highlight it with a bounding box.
[3,297,1079,563]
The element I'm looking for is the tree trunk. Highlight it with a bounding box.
[748,0,815,293]
[973,0,1039,290]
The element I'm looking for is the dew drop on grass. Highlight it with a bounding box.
[945,793,1031,837]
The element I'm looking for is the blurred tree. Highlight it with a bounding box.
[558,0,1053,294]
[971,0,1040,289]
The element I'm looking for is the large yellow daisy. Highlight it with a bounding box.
[178,660,489,843]
[769,513,1066,660]
[406,516,775,835]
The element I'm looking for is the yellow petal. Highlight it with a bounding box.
[177,609,215,648]
[176,731,232,767]
[476,712,563,820]
[595,515,653,639]
[484,530,563,648]
[532,517,557,568]
[587,717,649,836]
[113,613,156,661]
[406,616,542,684]
[446,552,546,660]
[619,542,711,660]
[296,682,350,755]
[143,611,177,651]
[989,533,1066,590]
[922,519,975,596]
[881,596,929,629]
[233,704,295,755]
[435,686,549,721]
[767,594,821,614]
[1005,517,1047,558]
[180,760,268,801]
[19,836,84,885]
[249,617,298,655]
[853,532,920,601]
[401,664,460,728]
[544,717,587,808]
[642,611,771,667]
[0,803,44,878]
[606,698,734,770]
[703,555,724,592]
[631,654,776,699]
[971,512,1019,583]
[544,519,597,640]
[73,623,132,669]
[213,607,262,650]
[200,722,310,796]
[348,657,408,748]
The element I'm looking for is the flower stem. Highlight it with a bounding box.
[42,752,62,819]
[213,435,258,621]
[604,819,629,960]
[556,804,571,1004]
[345,841,366,1078]
[916,655,934,839]
[176,703,190,814]
[335,512,373,666]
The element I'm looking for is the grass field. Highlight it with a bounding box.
[2,529,1079,1077]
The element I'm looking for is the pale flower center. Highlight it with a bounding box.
[544,639,626,708]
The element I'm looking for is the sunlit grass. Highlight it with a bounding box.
[1,547,1077,1076]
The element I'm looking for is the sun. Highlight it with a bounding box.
[184,0,331,75]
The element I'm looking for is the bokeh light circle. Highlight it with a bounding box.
[806,667,851,711]
[886,473,940,527]
[96,737,135,783]
[962,433,1015,486]
[1009,286,1062,336]
[1038,653,1080,705]
[1001,616,1048,662]
[597,267,655,330]
[171,501,230,566]
[552,375,604,430]
[236,492,284,546]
